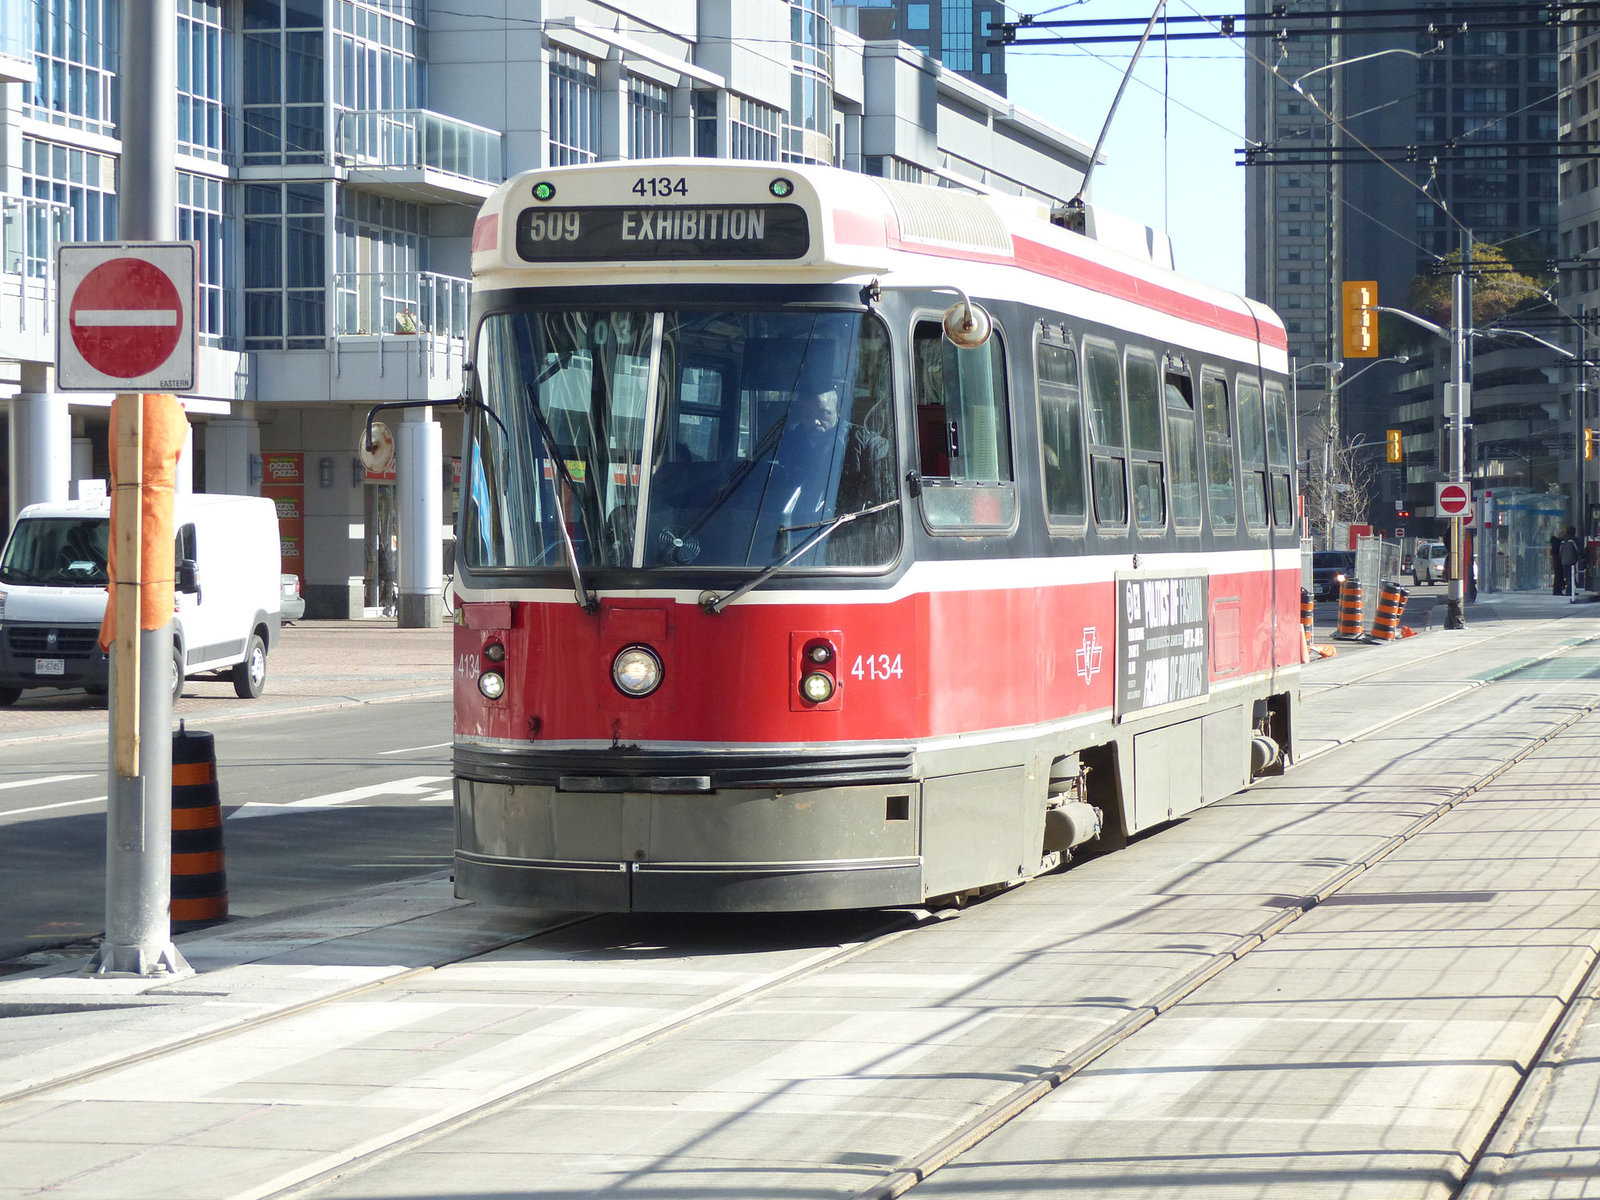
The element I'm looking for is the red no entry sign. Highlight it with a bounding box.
[57,243,195,391]
[1436,481,1472,517]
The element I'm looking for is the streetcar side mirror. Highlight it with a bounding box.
[941,299,992,349]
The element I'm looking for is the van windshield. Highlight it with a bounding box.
[0,518,111,587]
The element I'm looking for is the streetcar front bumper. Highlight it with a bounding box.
[453,747,924,912]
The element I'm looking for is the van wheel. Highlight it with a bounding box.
[0,686,20,707]
[233,632,267,699]
[172,644,185,702]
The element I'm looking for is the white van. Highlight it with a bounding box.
[0,494,282,706]
[1412,540,1448,585]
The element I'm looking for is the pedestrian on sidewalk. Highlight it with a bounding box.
[1559,525,1581,596]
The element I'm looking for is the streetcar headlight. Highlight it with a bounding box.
[612,644,663,697]
[801,671,835,703]
[483,640,506,663]
[477,670,506,700]
[806,641,833,665]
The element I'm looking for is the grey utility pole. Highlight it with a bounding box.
[1443,241,1472,631]
[89,0,188,978]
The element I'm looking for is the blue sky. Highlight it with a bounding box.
[1001,1,1250,296]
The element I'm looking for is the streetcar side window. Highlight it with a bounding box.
[1237,377,1268,531]
[913,318,1016,530]
[1164,368,1202,530]
[1125,348,1166,531]
[1083,339,1127,528]
[1200,370,1237,530]
[1264,382,1295,528]
[1036,335,1086,526]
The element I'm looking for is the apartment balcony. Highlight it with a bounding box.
[334,109,503,205]
[253,270,471,407]
[0,0,33,85]
[0,196,67,366]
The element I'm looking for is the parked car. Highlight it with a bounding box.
[1413,541,1447,585]
[280,573,305,622]
[1312,550,1357,600]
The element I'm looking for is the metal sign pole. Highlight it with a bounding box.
[88,0,188,978]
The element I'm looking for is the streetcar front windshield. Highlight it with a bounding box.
[462,308,899,572]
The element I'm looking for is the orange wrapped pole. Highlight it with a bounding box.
[99,393,187,776]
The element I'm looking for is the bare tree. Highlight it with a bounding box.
[1300,418,1381,545]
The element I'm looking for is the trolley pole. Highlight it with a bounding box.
[89,0,189,978]
[1443,241,1472,631]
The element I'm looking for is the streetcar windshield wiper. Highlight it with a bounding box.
[524,384,598,614]
[698,497,900,614]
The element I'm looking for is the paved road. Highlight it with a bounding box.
[0,618,455,965]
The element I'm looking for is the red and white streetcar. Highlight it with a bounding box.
[446,159,1300,912]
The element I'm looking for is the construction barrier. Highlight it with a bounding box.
[1371,581,1408,642]
[1334,580,1364,639]
[171,722,228,928]
[1300,587,1314,640]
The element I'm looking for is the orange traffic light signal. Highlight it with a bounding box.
[1386,428,1403,462]
[1587,428,1596,461]
[1343,280,1378,358]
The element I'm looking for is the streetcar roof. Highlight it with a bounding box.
[470,159,1288,361]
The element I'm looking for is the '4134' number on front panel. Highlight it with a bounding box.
[850,653,903,681]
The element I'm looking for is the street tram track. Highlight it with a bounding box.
[279,632,1600,1200]
[852,648,1600,1199]
[6,626,1598,1200]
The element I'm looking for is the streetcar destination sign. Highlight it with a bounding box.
[515,203,810,262]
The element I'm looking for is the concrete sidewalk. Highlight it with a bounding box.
[0,618,454,744]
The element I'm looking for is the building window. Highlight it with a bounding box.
[244,182,327,351]
[331,0,422,115]
[548,48,598,165]
[628,75,670,158]
[25,0,119,136]
[693,90,718,156]
[942,0,973,71]
[787,0,833,163]
[791,0,830,72]
[730,95,780,161]
[178,171,233,347]
[243,0,326,166]
[907,4,930,30]
[22,137,116,243]
[178,0,228,162]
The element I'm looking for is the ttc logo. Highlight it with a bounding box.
[1075,628,1102,683]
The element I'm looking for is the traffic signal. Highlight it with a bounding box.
[1342,280,1378,358]
[1386,428,1403,463]
[1587,428,1596,461]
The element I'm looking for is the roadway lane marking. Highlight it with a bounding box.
[3,796,106,817]
[229,775,451,819]
[0,774,95,791]
[380,742,452,755]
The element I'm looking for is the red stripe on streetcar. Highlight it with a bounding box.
[832,208,889,247]
[1012,236,1288,349]
[472,213,499,253]
[455,566,1303,746]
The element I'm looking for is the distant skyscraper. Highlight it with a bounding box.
[1245,1,1560,527]
[849,0,1008,94]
